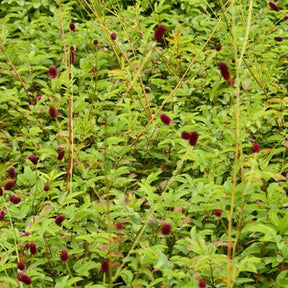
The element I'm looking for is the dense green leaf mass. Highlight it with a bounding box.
[0,0,288,287]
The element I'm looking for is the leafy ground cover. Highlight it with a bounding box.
[0,0,288,287]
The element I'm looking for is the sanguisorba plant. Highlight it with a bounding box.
[0,0,288,287]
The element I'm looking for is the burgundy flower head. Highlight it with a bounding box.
[0,210,6,220]
[252,143,260,153]
[24,243,31,249]
[281,172,287,178]
[154,24,166,42]
[30,242,36,255]
[48,66,58,78]
[181,131,191,140]
[49,106,58,118]
[161,223,172,235]
[216,44,221,51]
[274,36,283,42]
[60,249,69,262]
[111,32,117,40]
[28,155,38,165]
[8,166,16,178]
[269,1,279,11]
[116,223,124,230]
[18,272,32,285]
[55,214,66,226]
[93,39,99,46]
[101,260,109,273]
[219,62,230,81]
[70,46,75,65]
[189,131,199,146]
[12,196,21,205]
[160,113,172,126]
[36,94,42,100]
[214,209,222,217]
[0,187,3,196]
[17,262,26,271]
[57,150,65,160]
[69,22,76,32]
[199,279,207,287]
[92,66,97,74]
[44,184,50,191]
[5,181,16,190]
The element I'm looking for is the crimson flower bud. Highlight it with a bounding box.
[199,279,207,287]
[12,196,21,205]
[0,210,6,220]
[181,131,191,140]
[154,24,166,42]
[189,132,199,146]
[24,243,31,249]
[69,22,76,32]
[274,36,283,42]
[5,181,16,190]
[214,209,222,217]
[269,1,279,11]
[8,166,16,178]
[49,106,57,118]
[219,62,230,81]
[18,272,32,285]
[160,113,172,126]
[116,223,124,230]
[60,249,69,262]
[44,184,50,191]
[216,44,221,51]
[92,66,97,74]
[57,150,65,160]
[48,66,57,78]
[55,214,66,226]
[70,46,75,65]
[252,143,260,153]
[93,39,99,46]
[36,94,42,100]
[101,260,109,272]
[161,223,172,235]
[17,262,26,271]
[30,242,36,254]
[0,187,3,196]
[28,155,38,165]
[110,32,117,40]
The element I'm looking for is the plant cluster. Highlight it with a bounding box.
[0,0,287,287]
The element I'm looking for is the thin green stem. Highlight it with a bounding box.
[227,1,254,287]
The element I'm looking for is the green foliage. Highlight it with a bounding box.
[0,0,288,287]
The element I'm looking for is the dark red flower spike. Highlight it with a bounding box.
[28,155,38,165]
[161,223,172,235]
[49,106,57,118]
[154,24,166,42]
[48,66,57,78]
[252,143,260,153]
[57,150,65,160]
[269,1,279,11]
[69,22,76,32]
[60,249,69,262]
[110,32,117,40]
[189,132,199,146]
[5,181,16,190]
[101,260,109,272]
[8,166,16,178]
[55,214,66,226]
[160,113,172,126]
[18,272,32,285]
